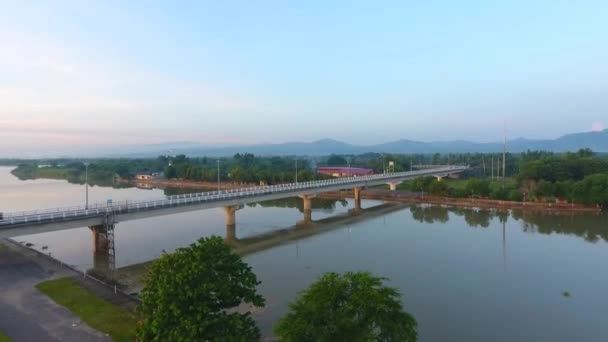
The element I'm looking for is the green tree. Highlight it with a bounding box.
[274,272,417,341]
[137,236,265,341]
[326,154,348,166]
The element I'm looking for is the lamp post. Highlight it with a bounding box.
[216,159,220,191]
[347,159,351,177]
[84,162,90,209]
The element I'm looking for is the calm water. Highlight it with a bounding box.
[1,166,607,341]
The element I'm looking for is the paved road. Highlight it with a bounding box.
[0,241,109,342]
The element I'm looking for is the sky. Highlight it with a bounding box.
[1,0,607,156]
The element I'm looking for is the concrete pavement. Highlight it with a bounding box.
[0,240,110,342]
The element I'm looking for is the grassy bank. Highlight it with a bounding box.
[36,278,137,342]
[0,331,11,342]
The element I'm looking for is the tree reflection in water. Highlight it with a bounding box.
[408,204,608,243]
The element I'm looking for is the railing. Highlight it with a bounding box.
[0,166,467,227]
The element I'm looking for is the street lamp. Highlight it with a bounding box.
[84,162,90,209]
[217,159,221,191]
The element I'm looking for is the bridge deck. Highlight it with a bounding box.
[0,166,467,236]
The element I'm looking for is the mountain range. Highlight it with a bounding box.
[114,129,608,157]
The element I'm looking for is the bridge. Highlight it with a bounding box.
[0,165,467,269]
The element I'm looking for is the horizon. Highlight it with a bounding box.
[0,128,607,159]
[1,1,607,156]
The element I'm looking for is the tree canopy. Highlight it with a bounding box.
[137,236,265,341]
[274,271,417,341]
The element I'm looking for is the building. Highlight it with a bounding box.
[316,166,374,178]
[134,172,163,181]
[135,174,154,180]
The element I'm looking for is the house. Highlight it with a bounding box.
[135,172,163,181]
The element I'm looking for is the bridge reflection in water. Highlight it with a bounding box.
[91,202,607,291]
[103,199,404,290]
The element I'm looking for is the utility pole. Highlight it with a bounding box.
[84,162,89,209]
[295,159,298,183]
[502,121,507,187]
[216,159,220,191]
[491,156,494,181]
[347,158,351,177]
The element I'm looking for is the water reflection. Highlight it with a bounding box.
[408,204,607,243]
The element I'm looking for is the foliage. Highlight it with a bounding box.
[464,178,491,197]
[36,278,137,342]
[325,154,348,166]
[137,236,265,341]
[274,271,417,342]
[0,331,10,342]
[570,173,608,206]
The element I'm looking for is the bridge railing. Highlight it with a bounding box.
[0,166,467,227]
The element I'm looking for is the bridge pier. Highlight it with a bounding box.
[298,194,316,225]
[387,182,400,191]
[223,205,243,227]
[89,224,115,272]
[353,187,363,211]
[225,223,237,244]
[434,175,444,181]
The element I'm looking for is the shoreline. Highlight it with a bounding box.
[130,177,602,213]
[120,178,256,190]
[319,189,602,214]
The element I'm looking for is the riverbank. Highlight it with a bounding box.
[0,239,113,341]
[320,189,603,213]
[121,177,257,190]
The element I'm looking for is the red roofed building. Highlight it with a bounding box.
[317,166,374,177]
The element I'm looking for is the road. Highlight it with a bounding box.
[0,241,109,342]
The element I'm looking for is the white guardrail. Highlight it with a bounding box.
[0,166,467,227]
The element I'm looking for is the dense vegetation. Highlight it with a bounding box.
[399,149,608,207]
[137,236,265,341]
[275,271,417,341]
[5,148,608,207]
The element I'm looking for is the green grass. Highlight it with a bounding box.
[36,278,137,342]
[0,331,12,342]
[0,243,6,249]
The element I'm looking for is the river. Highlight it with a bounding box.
[1,166,607,341]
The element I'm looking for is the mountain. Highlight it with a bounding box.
[6,130,606,159]
[127,129,606,157]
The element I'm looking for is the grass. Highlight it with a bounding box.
[0,331,12,342]
[36,278,137,342]
[0,243,6,249]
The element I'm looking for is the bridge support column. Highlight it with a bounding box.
[353,187,363,211]
[223,205,242,227]
[90,224,115,272]
[225,223,237,244]
[298,194,316,225]
[435,175,444,181]
[387,182,400,191]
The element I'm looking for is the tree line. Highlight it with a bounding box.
[6,149,608,207]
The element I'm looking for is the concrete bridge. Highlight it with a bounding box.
[0,165,467,268]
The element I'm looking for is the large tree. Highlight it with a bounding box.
[137,236,265,341]
[274,272,417,341]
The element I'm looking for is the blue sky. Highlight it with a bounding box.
[1,0,607,154]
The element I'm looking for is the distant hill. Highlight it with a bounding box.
[113,129,608,157]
